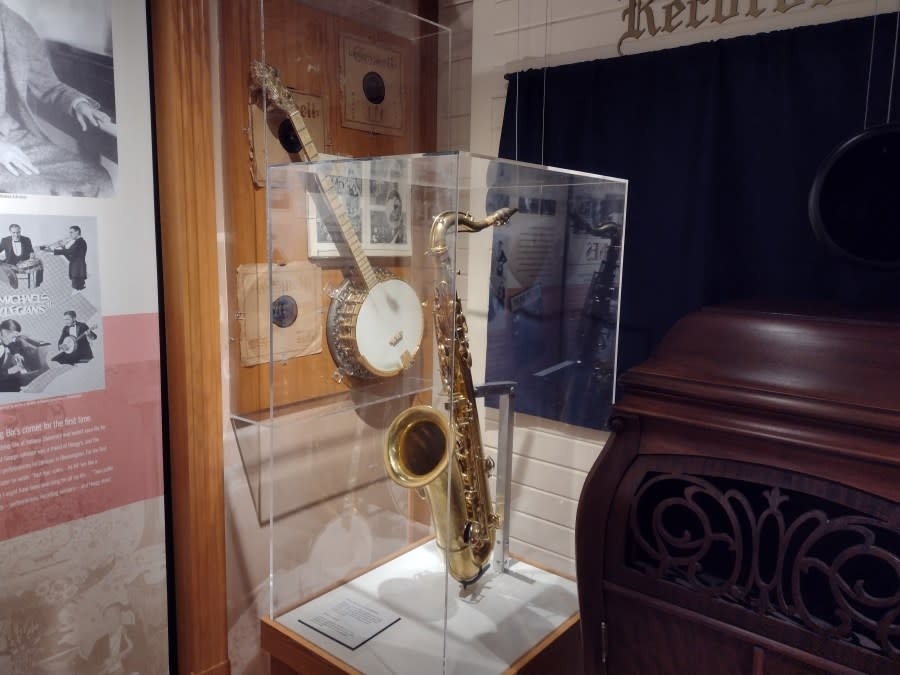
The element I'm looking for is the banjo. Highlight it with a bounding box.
[59,323,97,355]
[251,61,423,380]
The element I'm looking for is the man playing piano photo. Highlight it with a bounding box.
[0,1,113,198]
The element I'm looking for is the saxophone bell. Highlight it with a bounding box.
[385,403,486,583]
[384,405,449,489]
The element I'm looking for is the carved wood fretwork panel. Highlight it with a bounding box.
[579,311,900,674]
[617,458,900,665]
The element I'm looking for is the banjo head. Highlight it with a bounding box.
[327,270,424,379]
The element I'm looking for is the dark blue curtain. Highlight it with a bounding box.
[500,14,900,375]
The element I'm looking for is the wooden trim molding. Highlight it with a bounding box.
[149,1,229,674]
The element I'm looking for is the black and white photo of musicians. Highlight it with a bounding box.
[0,216,97,290]
[0,222,43,289]
[0,310,99,392]
[0,220,92,295]
[47,225,88,293]
[0,317,52,392]
[0,318,29,391]
[52,310,96,365]
[0,223,35,264]
[0,0,116,198]
[0,214,103,400]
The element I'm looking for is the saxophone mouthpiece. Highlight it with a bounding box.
[455,207,519,234]
[490,207,518,226]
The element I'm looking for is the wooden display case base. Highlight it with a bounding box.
[264,615,581,675]
[261,541,583,674]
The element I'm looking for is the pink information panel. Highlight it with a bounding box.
[0,314,163,540]
[0,3,170,674]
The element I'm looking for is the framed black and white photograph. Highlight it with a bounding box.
[0,213,104,402]
[310,160,362,251]
[368,163,407,245]
[0,0,117,199]
[307,158,411,258]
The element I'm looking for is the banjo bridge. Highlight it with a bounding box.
[326,271,424,380]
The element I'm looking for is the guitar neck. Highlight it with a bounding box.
[285,110,378,290]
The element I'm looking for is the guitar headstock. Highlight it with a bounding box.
[250,60,298,116]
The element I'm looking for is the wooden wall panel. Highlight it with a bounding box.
[150,1,229,674]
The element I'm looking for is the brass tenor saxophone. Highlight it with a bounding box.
[384,207,517,584]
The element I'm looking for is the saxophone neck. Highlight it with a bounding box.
[428,208,518,256]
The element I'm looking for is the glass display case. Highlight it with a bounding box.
[221,0,453,419]
[232,151,627,673]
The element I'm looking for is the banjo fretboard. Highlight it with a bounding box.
[255,62,377,290]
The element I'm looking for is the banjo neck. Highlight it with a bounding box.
[254,62,377,290]
[288,109,378,290]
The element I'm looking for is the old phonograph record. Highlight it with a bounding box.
[340,34,405,137]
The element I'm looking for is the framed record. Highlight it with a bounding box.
[339,34,405,137]
[236,261,323,366]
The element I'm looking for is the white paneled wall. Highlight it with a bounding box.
[441,0,896,579]
[438,0,476,151]
[485,410,608,575]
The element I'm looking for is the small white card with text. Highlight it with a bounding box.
[296,594,401,650]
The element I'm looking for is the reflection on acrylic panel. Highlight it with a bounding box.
[0,214,104,404]
[485,175,626,430]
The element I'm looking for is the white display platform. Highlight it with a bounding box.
[276,540,579,674]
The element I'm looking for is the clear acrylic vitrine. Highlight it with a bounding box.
[231,150,627,674]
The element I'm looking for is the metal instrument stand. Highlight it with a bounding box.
[474,380,516,575]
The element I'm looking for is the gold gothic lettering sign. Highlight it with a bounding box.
[618,0,833,54]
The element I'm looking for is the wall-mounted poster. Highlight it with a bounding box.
[0,3,170,674]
